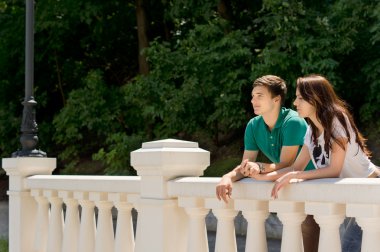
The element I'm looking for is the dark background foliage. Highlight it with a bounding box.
[0,0,379,176]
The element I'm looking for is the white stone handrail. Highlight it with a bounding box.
[3,139,380,252]
[25,176,141,252]
[27,175,141,193]
[168,176,380,204]
[168,177,380,252]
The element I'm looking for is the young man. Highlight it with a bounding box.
[215,75,317,252]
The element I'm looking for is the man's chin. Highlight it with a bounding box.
[253,112,262,116]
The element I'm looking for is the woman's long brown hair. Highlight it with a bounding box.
[296,75,371,157]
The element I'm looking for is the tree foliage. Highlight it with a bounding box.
[0,0,379,174]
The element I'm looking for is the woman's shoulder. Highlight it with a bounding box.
[331,113,353,137]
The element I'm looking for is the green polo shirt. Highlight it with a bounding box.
[244,107,315,171]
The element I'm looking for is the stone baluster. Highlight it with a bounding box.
[90,192,115,252]
[59,191,80,252]
[347,204,380,251]
[306,202,344,252]
[235,199,269,252]
[109,193,135,252]
[270,201,305,252]
[74,192,96,252]
[2,157,56,252]
[206,198,238,252]
[31,189,49,252]
[179,197,209,252]
[44,190,64,252]
[131,139,209,252]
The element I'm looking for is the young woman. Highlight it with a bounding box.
[243,74,380,251]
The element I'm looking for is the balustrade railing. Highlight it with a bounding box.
[3,139,380,252]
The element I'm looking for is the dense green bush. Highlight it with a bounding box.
[0,0,379,174]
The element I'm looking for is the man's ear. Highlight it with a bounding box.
[274,95,281,103]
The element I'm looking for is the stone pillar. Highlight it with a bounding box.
[179,197,209,252]
[2,157,56,252]
[90,192,115,252]
[45,190,64,252]
[31,189,49,252]
[306,202,345,252]
[75,192,96,252]
[205,198,238,252]
[60,191,80,252]
[235,199,269,252]
[109,193,135,252]
[131,139,210,252]
[270,201,305,252]
[347,204,380,252]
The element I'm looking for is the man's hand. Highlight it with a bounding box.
[216,176,233,203]
[240,159,260,177]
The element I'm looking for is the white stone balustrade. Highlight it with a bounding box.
[31,189,49,252]
[109,193,135,252]
[347,204,380,252]
[270,201,305,252]
[60,191,79,252]
[3,140,380,252]
[306,202,345,252]
[75,192,96,252]
[178,197,209,252]
[131,139,210,252]
[235,199,269,252]
[206,198,238,252]
[2,157,56,252]
[91,192,115,252]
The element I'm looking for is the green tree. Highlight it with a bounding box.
[1,0,379,174]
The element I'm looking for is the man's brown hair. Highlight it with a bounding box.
[253,75,287,105]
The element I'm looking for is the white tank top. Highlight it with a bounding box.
[304,115,377,178]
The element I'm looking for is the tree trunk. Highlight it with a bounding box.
[136,0,149,75]
[218,0,232,21]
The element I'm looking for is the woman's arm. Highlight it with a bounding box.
[252,145,311,181]
[271,138,348,198]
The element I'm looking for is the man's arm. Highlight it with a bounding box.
[240,145,301,176]
[216,150,258,203]
[254,145,311,181]
[271,140,346,199]
[260,145,300,173]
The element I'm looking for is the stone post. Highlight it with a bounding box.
[131,139,209,252]
[2,157,56,252]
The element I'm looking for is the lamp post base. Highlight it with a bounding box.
[12,149,47,158]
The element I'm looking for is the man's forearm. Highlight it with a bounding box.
[224,165,245,182]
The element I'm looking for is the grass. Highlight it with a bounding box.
[203,157,241,177]
[203,151,271,177]
[0,239,8,252]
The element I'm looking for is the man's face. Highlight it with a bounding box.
[251,86,280,116]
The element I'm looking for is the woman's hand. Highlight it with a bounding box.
[271,171,300,199]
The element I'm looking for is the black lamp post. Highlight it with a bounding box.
[12,0,46,157]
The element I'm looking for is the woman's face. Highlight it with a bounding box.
[293,88,316,118]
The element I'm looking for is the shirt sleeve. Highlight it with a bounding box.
[332,115,351,139]
[282,116,308,146]
[244,119,259,151]
[303,126,312,148]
